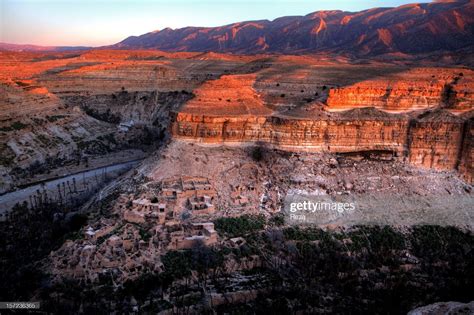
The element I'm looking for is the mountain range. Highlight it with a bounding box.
[113,0,474,56]
[2,0,473,56]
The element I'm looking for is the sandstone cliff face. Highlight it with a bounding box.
[172,111,408,154]
[407,111,465,170]
[327,82,444,111]
[459,116,473,183]
[171,109,473,183]
[169,67,472,182]
[446,74,474,112]
[327,69,474,112]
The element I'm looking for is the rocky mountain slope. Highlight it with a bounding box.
[114,0,474,56]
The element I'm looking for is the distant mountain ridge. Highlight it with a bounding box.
[0,42,91,52]
[113,0,474,56]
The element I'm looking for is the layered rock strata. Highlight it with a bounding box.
[171,68,473,182]
[407,111,465,170]
[327,69,474,112]
[172,110,472,182]
[459,114,473,183]
[172,110,408,154]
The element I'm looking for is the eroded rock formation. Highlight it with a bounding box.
[171,71,473,182]
[459,114,474,183]
[327,69,474,112]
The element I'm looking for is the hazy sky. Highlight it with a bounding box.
[1,0,431,46]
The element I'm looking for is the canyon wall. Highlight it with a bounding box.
[326,69,474,112]
[407,111,465,170]
[171,110,472,182]
[459,116,473,183]
[172,111,408,154]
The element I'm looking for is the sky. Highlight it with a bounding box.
[1,0,431,47]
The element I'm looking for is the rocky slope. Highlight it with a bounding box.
[1,50,472,196]
[113,0,474,57]
[0,50,238,194]
[0,80,146,194]
[170,69,473,182]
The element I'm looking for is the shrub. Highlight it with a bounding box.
[214,215,266,238]
[0,121,27,132]
[269,214,285,226]
[251,146,264,162]
[68,213,88,231]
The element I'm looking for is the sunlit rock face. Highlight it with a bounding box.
[1,49,472,185]
[407,110,465,170]
[170,66,473,183]
[112,0,474,57]
[172,112,409,154]
[326,69,474,112]
[172,111,473,182]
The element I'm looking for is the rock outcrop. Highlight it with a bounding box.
[172,109,473,182]
[459,114,473,183]
[168,66,473,182]
[327,69,474,112]
[172,110,409,154]
[408,110,465,170]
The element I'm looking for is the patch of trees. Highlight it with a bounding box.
[0,201,87,301]
[214,214,266,238]
[0,121,28,132]
[252,225,474,313]
[22,224,473,314]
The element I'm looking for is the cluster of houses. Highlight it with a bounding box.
[117,176,218,248]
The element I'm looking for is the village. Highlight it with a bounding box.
[50,175,263,282]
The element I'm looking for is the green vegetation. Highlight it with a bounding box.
[250,145,264,162]
[46,115,66,122]
[410,225,474,260]
[346,225,406,252]
[269,213,285,226]
[0,143,16,166]
[0,121,28,132]
[283,226,332,241]
[214,214,265,238]
[139,227,152,242]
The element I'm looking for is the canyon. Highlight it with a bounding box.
[171,67,473,183]
[0,49,472,211]
[1,0,474,312]
[1,21,473,314]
